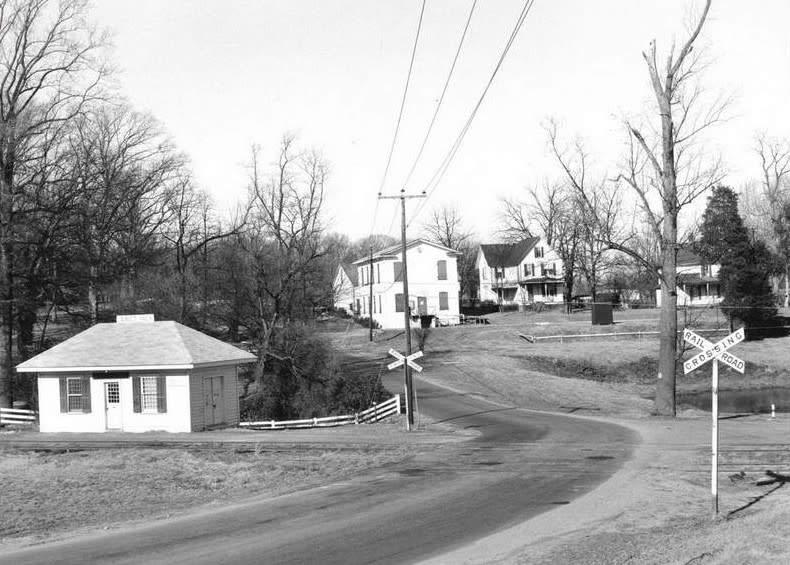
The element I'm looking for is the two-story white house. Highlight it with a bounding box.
[656,249,722,307]
[477,237,565,306]
[345,239,461,329]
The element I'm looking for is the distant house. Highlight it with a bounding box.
[656,249,722,307]
[16,315,257,433]
[333,263,358,315]
[345,239,461,329]
[477,237,565,306]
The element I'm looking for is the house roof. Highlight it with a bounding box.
[479,237,540,267]
[16,320,257,373]
[351,238,459,265]
[677,248,704,266]
[339,263,358,285]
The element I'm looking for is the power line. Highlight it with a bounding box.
[399,0,478,193]
[368,0,427,239]
[408,0,536,229]
[374,0,427,199]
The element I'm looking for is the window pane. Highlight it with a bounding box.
[67,379,82,395]
[395,293,404,312]
[437,260,447,281]
[394,262,403,282]
[439,292,449,310]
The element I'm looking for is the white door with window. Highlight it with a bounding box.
[104,381,122,430]
[203,376,224,427]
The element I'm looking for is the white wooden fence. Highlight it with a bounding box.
[0,407,37,426]
[240,395,401,430]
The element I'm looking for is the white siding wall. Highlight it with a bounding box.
[37,372,192,433]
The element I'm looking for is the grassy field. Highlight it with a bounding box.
[0,425,435,546]
[329,308,790,565]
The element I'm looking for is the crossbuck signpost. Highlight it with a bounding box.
[683,327,745,517]
[388,349,423,431]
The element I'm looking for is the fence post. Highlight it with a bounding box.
[395,394,401,415]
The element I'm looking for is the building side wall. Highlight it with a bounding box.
[38,372,192,433]
[188,365,241,431]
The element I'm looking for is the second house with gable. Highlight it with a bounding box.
[477,237,565,306]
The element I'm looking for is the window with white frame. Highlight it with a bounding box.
[141,376,159,413]
[437,260,447,280]
[67,377,84,412]
[439,292,449,310]
[534,246,544,258]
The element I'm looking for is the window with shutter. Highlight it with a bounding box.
[439,292,449,310]
[395,293,405,312]
[394,262,403,282]
[437,260,447,280]
[62,376,91,413]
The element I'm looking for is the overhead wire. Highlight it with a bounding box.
[368,0,428,240]
[399,0,479,193]
[408,0,536,229]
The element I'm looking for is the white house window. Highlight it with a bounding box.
[141,377,158,412]
[59,376,91,414]
[133,375,167,414]
[395,293,405,312]
[439,292,449,310]
[534,247,544,258]
[437,260,447,280]
[394,262,403,282]
[67,377,84,412]
[495,267,505,279]
[701,264,710,277]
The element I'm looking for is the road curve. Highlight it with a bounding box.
[2,375,636,565]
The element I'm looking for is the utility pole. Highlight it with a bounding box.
[368,244,374,342]
[379,189,425,430]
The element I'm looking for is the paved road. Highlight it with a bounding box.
[3,375,636,565]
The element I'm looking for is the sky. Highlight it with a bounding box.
[91,0,790,242]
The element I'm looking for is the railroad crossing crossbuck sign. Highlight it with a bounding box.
[683,328,745,374]
[387,349,423,373]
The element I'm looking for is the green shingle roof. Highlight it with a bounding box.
[16,321,257,373]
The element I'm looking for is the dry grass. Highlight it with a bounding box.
[0,442,417,544]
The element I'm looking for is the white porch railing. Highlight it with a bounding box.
[0,407,37,426]
[240,395,402,430]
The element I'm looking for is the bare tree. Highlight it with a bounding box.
[545,122,621,303]
[0,0,109,407]
[754,134,790,306]
[615,0,722,416]
[244,134,328,356]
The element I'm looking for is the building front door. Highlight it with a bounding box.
[203,376,224,427]
[104,381,122,430]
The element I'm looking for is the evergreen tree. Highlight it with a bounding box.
[697,186,777,335]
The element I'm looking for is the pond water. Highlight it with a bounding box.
[678,387,790,413]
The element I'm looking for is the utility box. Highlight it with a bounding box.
[591,302,613,325]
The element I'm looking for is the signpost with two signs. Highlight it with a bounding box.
[683,327,745,517]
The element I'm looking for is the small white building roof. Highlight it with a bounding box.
[16,318,257,373]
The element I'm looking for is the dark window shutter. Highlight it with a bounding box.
[439,292,449,310]
[81,375,92,413]
[156,376,167,413]
[59,377,68,413]
[394,262,403,282]
[395,293,404,313]
[132,376,141,413]
[437,260,447,281]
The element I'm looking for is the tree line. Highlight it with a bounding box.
[0,0,394,418]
